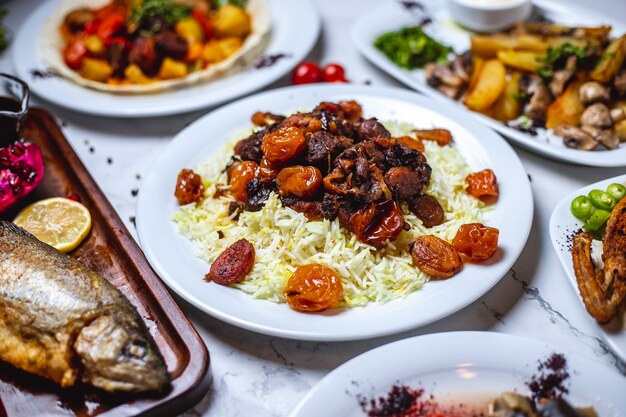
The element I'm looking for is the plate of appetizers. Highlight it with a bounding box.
[352,0,626,166]
[289,331,626,417]
[137,83,533,341]
[549,174,626,363]
[12,0,320,117]
[0,105,210,416]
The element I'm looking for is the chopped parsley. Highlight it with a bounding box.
[374,26,452,70]
[536,43,587,80]
[214,0,248,7]
[130,0,191,32]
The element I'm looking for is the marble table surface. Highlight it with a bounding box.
[1,0,625,415]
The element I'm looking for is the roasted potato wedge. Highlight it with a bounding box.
[471,34,546,58]
[464,59,506,112]
[485,72,522,121]
[590,34,626,83]
[546,78,585,129]
[497,50,544,72]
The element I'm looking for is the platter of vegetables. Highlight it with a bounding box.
[549,174,626,362]
[352,0,626,166]
[11,0,321,116]
[43,0,270,92]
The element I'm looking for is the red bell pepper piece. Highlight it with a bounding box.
[64,38,87,69]
[97,12,126,40]
[192,9,213,39]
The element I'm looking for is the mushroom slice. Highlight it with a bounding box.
[578,81,610,105]
[556,124,598,150]
[610,107,626,123]
[571,197,626,324]
[596,130,620,149]
[580,103,613,128]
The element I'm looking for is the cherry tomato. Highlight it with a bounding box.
[466,169,499,203]
[277,166,323,199]
[452,223,499,261]
[292,61,323,85]
[411,235,462,279]
[97,12,126,40]
[228,161,260,202]
[322,63,347,83]
[350,200,405,248]
[64,38,87,70]
[175,168,205,205]
[284,264,343,312]
[192,8,213,39]
[261,126,306,165]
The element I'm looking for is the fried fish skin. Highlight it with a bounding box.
[0,221,169,392]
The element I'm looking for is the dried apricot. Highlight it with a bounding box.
[284,264,343,312]
[350,200,405,248]
[411,235,462,279]
[206,239,255,285]
[175,168,204,205]
[413,128,452,146]
[261,126,307,165]
[277,165,323,199]
[452,223,499,261]
[228,161,260,202]
[259,157,280,179]
[466,169,499,203]
[408,195,445,228]
[396,135,425,152]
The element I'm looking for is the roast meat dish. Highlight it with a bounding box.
[225,100,440,248]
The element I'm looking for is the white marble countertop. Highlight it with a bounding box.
[1,0,626,415]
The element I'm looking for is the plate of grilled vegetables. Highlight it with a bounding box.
[550,174,626,363]
[352,0,626,166]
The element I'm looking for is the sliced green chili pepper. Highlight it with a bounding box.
[583,209,611,232]
[588,189,616,211]
[570,195,594,221]
[606,183,626,202]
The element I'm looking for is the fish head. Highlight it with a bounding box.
[74,315,170,393]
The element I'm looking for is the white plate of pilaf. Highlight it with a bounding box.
[137,84,533,341]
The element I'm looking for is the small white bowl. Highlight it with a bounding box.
[448,0,532,33]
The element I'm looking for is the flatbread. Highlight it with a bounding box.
[42,0,270,93]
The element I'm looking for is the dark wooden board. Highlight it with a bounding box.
[0,108,211,417]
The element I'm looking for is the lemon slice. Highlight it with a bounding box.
[14,197,92,252]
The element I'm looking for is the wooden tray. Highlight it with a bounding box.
[0,108,211,417]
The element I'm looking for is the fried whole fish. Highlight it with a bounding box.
[0,221,169,392]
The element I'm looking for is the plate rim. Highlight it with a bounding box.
[11,0,321,118]
[136,83,534,341]
[548,173,626,363]
[288,330,626,417]
[350,0,626,167]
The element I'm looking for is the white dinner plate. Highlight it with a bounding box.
[351,0,626,167]
[289,331,626,417]
[11,0,320,117]
[549,174,626,363]
[136,84,533,341]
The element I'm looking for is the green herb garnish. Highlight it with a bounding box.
[130,0,191,32]
[536,43,587,80]
[374,26,452,70]
[0,9,9,52]
[213,0,248,7]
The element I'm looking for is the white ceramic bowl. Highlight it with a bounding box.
[448,0,532,33]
